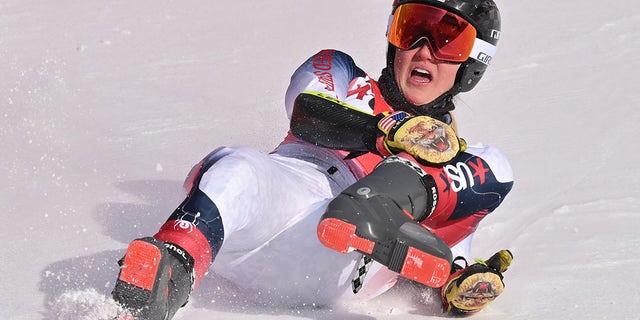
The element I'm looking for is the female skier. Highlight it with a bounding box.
[112,1,514,319]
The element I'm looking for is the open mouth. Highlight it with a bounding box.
[431,136,449,152]
[411,68,432,82]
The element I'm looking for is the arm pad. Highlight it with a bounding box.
[290,91,381,152]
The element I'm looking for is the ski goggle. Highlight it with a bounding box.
[387,3,478,63]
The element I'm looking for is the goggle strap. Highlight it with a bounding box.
[385,14,393,37]
[469,38,497,65]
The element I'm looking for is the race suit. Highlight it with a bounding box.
[152,49,513,304]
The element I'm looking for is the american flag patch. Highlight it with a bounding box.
[378,111,409,133]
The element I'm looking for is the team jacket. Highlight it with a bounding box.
[282,49,514,248]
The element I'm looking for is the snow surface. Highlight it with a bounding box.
[2,0,640,319]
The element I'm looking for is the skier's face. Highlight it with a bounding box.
[393,45,460,106]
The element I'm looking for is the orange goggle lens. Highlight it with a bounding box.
[388,3,477,62]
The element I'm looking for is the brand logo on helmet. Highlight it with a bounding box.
[477,52,492,65]
[490,29,501,40]
[470,38,496,66]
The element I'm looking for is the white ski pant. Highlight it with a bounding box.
[192,146,473,305]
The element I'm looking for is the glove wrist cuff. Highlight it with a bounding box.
[375,136,393,157]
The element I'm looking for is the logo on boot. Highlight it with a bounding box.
[173,211,201,233]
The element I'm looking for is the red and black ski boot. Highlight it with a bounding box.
[112,237,194,320]
[317,156,452,288]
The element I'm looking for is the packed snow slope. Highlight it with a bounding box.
[2,1,639,319]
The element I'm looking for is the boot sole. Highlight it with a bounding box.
[318,218,450,288]
[113,238,168,314]
[118,240,163,290]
